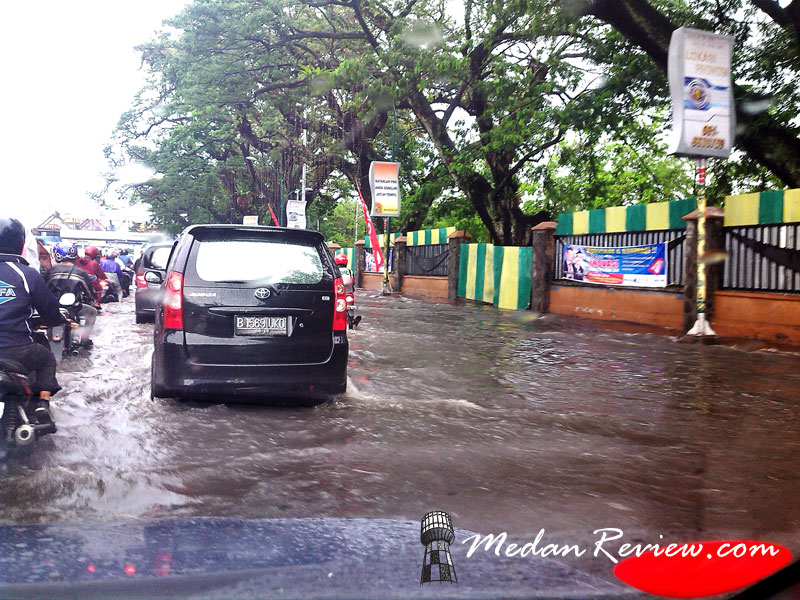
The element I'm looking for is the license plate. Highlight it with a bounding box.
[235,315,287,336]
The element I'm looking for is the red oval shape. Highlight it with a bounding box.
[614,540,792,598]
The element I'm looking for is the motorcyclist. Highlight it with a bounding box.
[75,245,106,303]
[113,250,133,298]
[0,218,65,429]
[335,253,354,291]
[44,243,98,346]
[99,250,123,301]
[118,248,134,269]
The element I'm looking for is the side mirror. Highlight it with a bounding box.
[59,292,77,306]
[144,271,163,284]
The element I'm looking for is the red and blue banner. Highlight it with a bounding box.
[562,243,668,287]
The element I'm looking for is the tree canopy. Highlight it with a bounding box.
[110,0,800,241]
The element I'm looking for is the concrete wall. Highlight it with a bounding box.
[712,290,800,346]
[549,284,685,331]
[401,275,448,300]
[361,272,383,291]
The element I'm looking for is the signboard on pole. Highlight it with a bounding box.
[368,161,401,217]
[668,27,735,159]
[561,242,668,288]
[286,199,306,229]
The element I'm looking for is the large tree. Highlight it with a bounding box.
[113,0,799,238]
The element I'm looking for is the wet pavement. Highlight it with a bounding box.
[1,293,799,585]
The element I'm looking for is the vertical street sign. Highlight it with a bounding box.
[368,162,401,217]
[668,27,734,337]
[285,199,307,229]
[668,27,735,159]
[369,161,400,294]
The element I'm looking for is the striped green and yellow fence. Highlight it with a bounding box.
[407,226,456,246]
[363,226,458,248]
[457,243,533,310]
[364,232,402,249]
[724,188,800,226]
[555,198,698,235]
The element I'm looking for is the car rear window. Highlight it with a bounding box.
[193,239,325,284]
[146,247,171,270]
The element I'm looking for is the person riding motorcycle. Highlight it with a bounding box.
[113,250,133,298]
[118,248,134,269]
[43,243,98,346]
[0,218,65,429]
[75,245,106,303]
[335,253,355,291]
[99,250,123,301]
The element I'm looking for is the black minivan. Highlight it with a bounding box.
[150,225,348,400]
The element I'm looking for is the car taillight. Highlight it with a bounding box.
[163,271,183,330]
[333,277,347,331]
[136,274,147,288]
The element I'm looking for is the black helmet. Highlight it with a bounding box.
[0,218,26,255]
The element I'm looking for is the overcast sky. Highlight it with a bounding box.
[0,0,188,229]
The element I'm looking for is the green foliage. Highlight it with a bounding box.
[108,0,800,240]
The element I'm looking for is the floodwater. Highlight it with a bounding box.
[1,294,799,580]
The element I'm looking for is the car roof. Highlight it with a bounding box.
[182,224,326,244]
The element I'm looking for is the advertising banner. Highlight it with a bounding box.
[285,200,307,229]
[562,243,668,288]
[668,27,735,159]
[368,161,401,217]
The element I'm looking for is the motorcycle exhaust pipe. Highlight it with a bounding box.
[15,424,35,446]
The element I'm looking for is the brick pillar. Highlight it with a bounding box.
[447,230,472,304]
[530,221,558,313]
[682,206,725,332]
[393,236,407,293]
[327,242,341,257]
[354,240,365,289]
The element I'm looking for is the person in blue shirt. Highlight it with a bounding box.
[118,249,134,268]
[99,250,123,301]
[0,218,65,428]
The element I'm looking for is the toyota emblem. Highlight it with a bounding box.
[254,288,271,299]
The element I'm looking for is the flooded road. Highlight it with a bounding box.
[2,294,799,581]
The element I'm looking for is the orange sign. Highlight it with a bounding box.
[368,161,400,217]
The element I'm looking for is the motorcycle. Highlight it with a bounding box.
[119,268,134,298]
[48,292,85,362]
[0,359,56,447]
[345,290,361,330]
[99,278,119,303]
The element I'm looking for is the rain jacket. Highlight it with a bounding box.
[0,253,64,348]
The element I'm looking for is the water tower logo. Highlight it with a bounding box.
[419,510,458,585]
